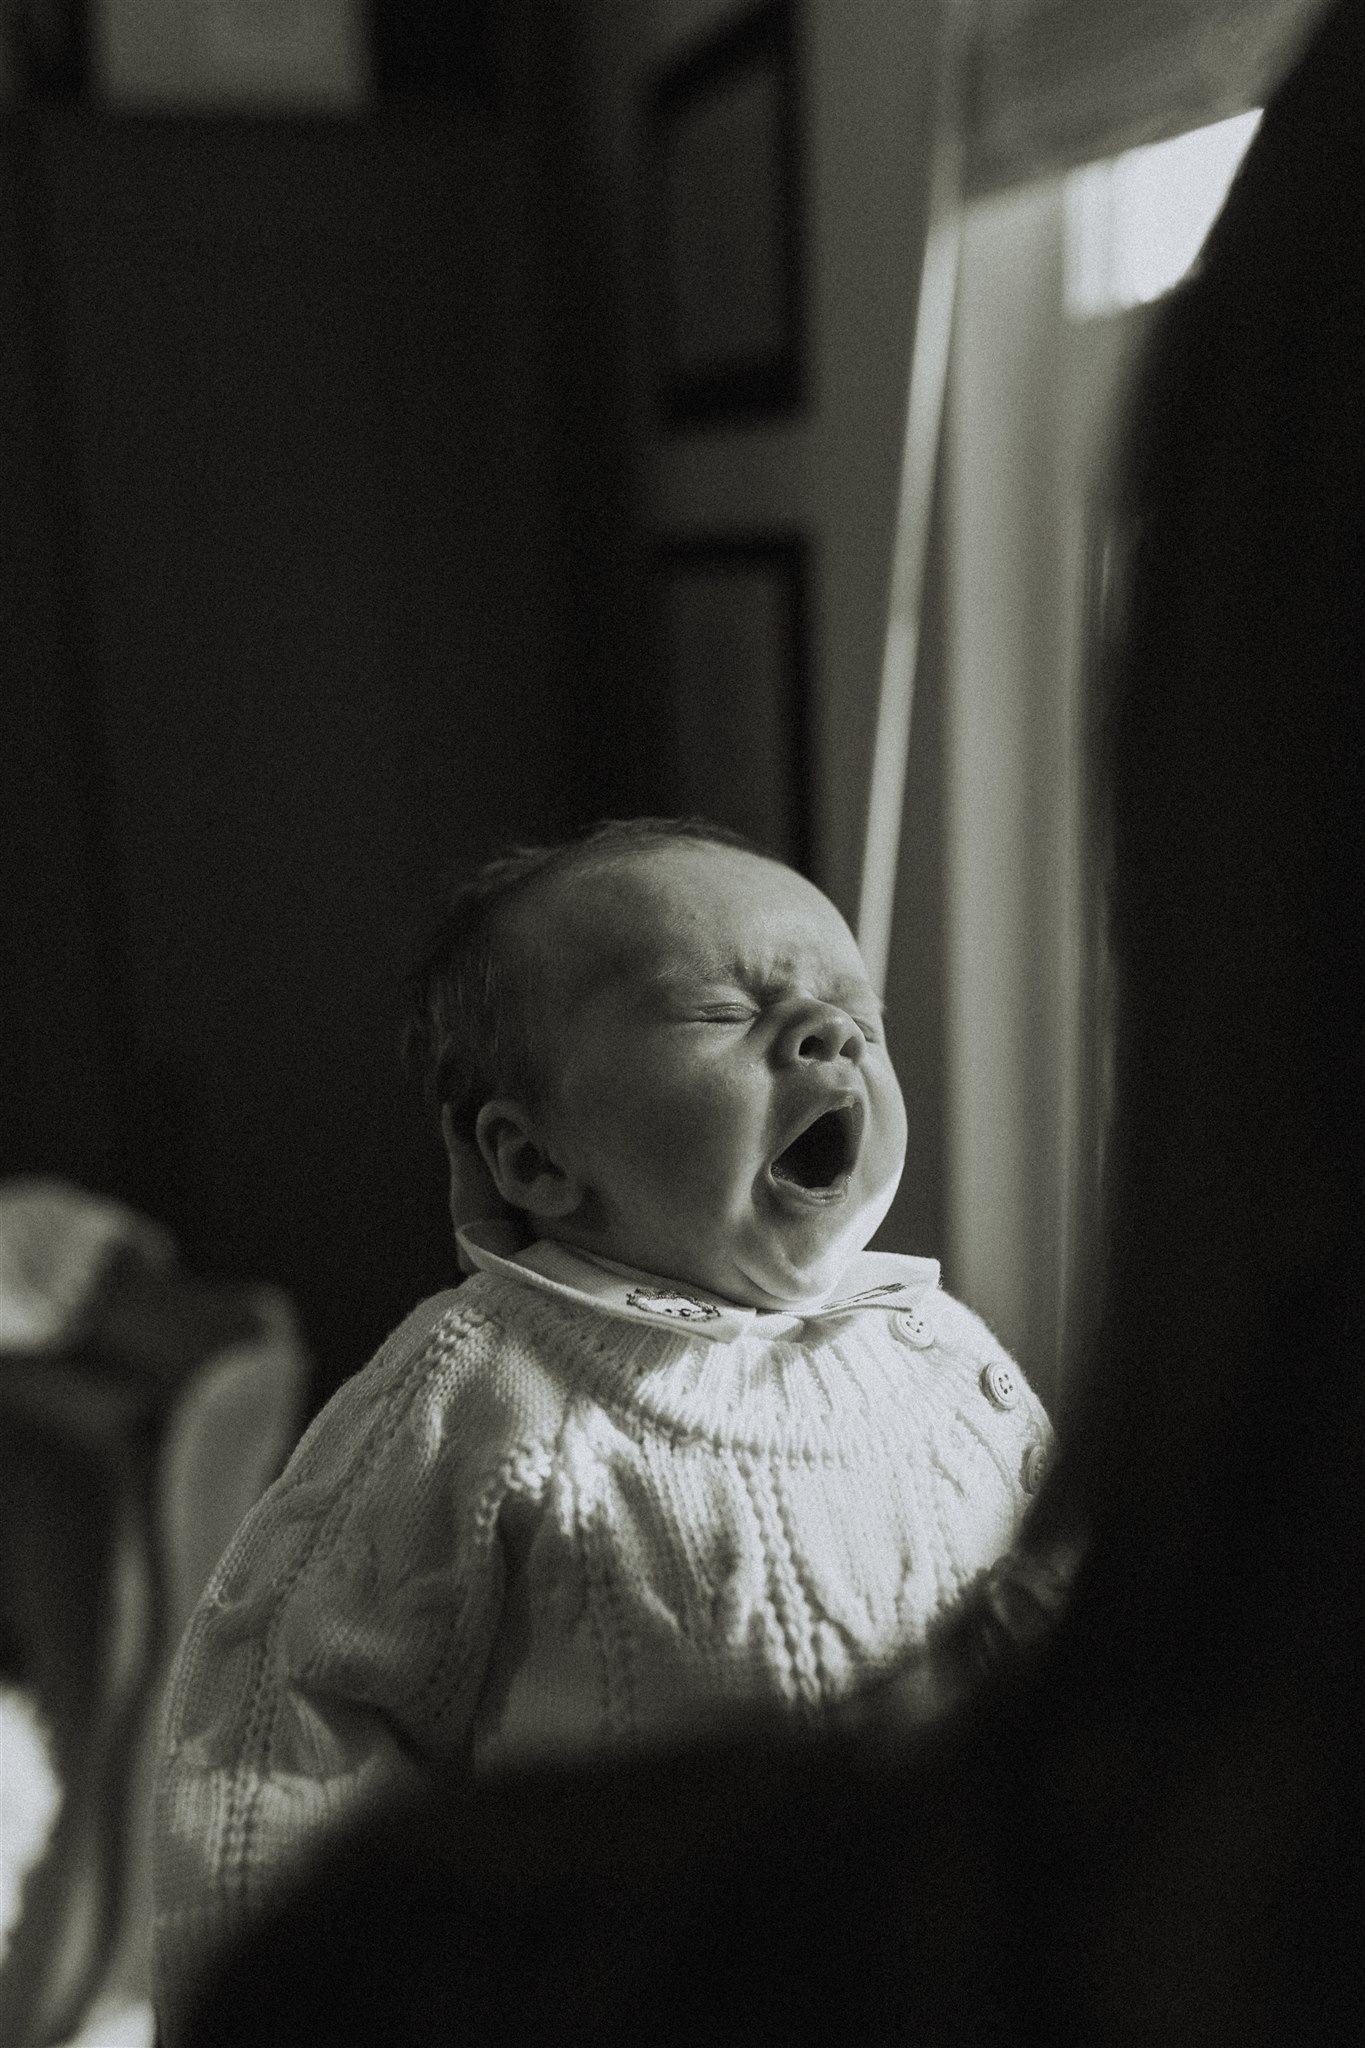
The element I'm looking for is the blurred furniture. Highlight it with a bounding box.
[0,1181,309,2048]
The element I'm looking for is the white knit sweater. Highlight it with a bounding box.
[152,1228,1050,2038]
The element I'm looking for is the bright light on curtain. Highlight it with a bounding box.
[1064,109,1262,317]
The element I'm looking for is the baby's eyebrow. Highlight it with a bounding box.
[830,983,886,1016]
[631,967,720,1004]
[752,969,886,1013]
[634,965,884,1012]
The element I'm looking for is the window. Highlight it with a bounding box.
[1064,110,1262,318]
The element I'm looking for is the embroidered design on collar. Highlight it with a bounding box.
[836,1283,908,1305]
[625,1286,723,1323]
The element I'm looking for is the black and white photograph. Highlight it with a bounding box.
[3,4,1358,2045]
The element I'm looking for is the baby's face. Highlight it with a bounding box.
[527,842,907,1309]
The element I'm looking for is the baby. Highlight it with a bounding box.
[152,818,1050,2037]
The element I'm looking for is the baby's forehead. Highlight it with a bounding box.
[530,845,861,994]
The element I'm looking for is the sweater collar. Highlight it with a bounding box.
[455,1221,940,1344]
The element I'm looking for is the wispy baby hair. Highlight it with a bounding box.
[403,816,765,1141]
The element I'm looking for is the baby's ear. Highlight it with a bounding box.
[441,1105,530,1261]
[474,1101,582,1222]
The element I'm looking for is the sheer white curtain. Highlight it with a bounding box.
[862,0,1327,1402]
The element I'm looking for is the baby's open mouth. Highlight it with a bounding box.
[769,1102,862,1195]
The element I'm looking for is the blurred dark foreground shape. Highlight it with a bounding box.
[182,0,1365,2040]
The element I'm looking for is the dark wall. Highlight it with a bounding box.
[2,111,128,1205]
[2,41,658,1406]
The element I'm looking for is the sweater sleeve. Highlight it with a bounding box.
[151,1289,545,2043]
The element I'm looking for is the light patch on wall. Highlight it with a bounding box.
[95,0,369,107]
[1064,110,1262,319]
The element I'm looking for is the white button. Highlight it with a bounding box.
[980,1359,1020,1410]
[1022,1441,1049,1494]
[894,1306,933,1348]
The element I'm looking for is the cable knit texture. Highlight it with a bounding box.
[152,1240,1049,2041]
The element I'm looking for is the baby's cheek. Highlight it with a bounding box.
[660,1107,745,1182]
[650,1097,763,1209]
[871,1112,908,1187]
[869,1069,909,1175]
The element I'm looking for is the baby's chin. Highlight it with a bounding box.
[577,1225,869,1315]
[725,1213,888,1311]
[725,1254,858,1313]
[567,1170,902,1312]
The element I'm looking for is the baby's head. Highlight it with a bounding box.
[406,819,907,1310]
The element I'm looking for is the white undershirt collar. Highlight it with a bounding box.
[455,1220,940,1344]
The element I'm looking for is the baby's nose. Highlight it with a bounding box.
[777,1000,865,1065]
